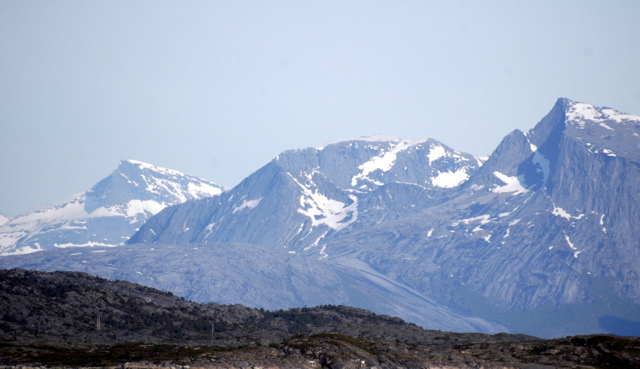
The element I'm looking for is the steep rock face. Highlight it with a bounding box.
[321,98,640,336]
[3,99,639,338]
[0,160,226,255]
[545,100,640,303]
[129,137,483,253]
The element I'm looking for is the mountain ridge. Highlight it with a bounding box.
[0,160,227,256]
[124,97,640,336]
[128,136,482,251]
[2,98,639,338]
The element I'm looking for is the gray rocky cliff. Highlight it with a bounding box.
[3,99,639,338]
[128,137,481,253]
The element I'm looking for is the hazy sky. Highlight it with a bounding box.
[1,1,639,217]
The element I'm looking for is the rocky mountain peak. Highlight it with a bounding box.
[462,129,533,192]
[85,159,226,211]
[3,98,640,339]
[273,136,481,192]
[127,136,483,251]
[0,161,226,256]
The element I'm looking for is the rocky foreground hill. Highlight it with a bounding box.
[1,269,639,369]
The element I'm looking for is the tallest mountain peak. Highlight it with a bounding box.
[555,96,574,107]
[546,97,640,127]
[527,98,640,148]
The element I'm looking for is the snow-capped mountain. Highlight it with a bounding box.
[320,98,640,337]
[128,136,483,252]
[0,213,10,226]
[2,98,639,338]
[1,138,498,333]
[0,160,226,255]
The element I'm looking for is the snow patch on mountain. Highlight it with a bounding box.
[427,145,447,163]
[233,198,262,213]
[563,234,582,258]
[566,101,640,128]
[128,160,224,202]
[458,214,491,227]
[551,203,585,220]
[491,172,528,195]
[427,144,474,166]
[602,108,640,123]
[431,168,470,188]
[4,245,42,255]
[351,138,426,187]
[585,143,618,157]
[567,102,601,124]
[125,199,167,218]
[289,173,359,232]
[301,193,357,231]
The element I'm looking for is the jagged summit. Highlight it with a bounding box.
[528,98,640,152]
[564,98,640,126]
[128,136,483,249]
[562,99,640,162]
[0,160,226,256]
[86,159,226,209]
[476,97,640,193]
[3,98,640,338]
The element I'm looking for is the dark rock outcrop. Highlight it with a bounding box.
[2,269,639,369]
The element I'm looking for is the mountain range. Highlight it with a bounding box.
[1,98,639,338]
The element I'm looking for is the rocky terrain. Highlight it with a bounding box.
[0,160,226,256]
[1,269,639,368]
[2,98,640,338]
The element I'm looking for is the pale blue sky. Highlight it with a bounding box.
[1,1,639,216]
